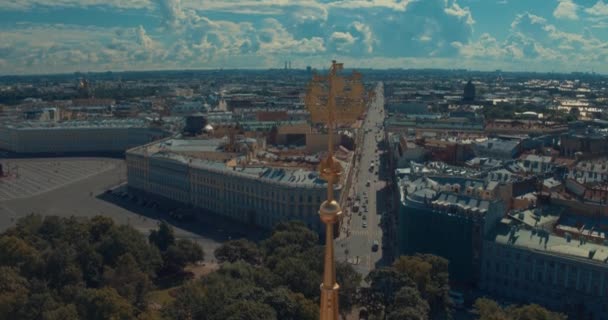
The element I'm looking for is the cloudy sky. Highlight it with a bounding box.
[1,0,608,75]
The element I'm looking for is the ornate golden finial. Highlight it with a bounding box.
[305,60,369,320]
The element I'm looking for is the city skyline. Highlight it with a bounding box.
[2,0,608,75]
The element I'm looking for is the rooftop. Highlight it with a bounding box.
[4,118,150,130]
[474,138,520,152]
[129,138,333,189]
[490,218,608,265]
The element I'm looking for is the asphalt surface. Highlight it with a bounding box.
[0,158,117,200]
[336,82,389,276]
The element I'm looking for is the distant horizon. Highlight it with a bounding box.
[2,1,608,76]
[2,66,606,79]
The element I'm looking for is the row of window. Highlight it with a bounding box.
[191,176,323,204]
[483,258,608,296]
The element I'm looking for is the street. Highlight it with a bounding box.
[336,82,390,275]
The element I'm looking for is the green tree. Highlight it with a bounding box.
[363,267,414,314]
[261,221,319,269]
[361,255,451,319]
[216,300,277,320]
[0,215,178,319]
[264,287,318,320]
[161,282,208,320]
[165,261,272,319]
[474,298,508,320]
[388,286,429,320]
[393,254,450,318]
[38,216,89,246]
[507,303,567,320]
[148,221,175,252]
[336,261,361,320]
[75,287,135,320]
[89,216,115,242]
[44,243,83,289]
[386,307,426,320]
[98,225,162,277]
[215,239,261,265]
[77,244,104,287]
[272,256,321,299]
[161,239,204,274]
[0,267,28,319]
[41,304,79,320]
[474,298,567,320]
[19,289,78,320]
[103,253,152,310]
[216,261,279,291]
[0,235,42,274]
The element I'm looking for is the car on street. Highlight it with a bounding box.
[362,215,367,220]
[362,222,367,228]
[372,240,379,251]
[366,180,371,186]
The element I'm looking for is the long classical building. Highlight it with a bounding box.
[481,212,608,320]
[126,138,341,234]
[0,119,168,154]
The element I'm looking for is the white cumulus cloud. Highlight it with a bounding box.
[585,0,608,16]
[330,32,357,52]
[553,0,578,20]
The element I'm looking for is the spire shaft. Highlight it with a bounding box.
[319,60,342,320]
[304,60,366,320]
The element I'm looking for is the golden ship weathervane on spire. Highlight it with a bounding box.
[305,60,370,320]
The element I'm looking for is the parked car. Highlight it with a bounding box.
[372,240,379,252]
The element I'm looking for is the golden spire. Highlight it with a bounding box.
[305,61,368,320]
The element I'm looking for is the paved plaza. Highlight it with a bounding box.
[0,158,120,200]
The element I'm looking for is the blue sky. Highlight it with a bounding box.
[1,0,608,75]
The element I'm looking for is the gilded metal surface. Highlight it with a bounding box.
[305,63,368,125]
[305,61,367,320]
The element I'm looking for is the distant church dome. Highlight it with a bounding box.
[463,80,476,102]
